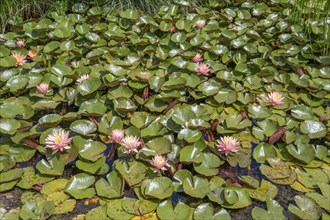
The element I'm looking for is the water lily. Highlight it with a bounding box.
[76,74,90,84]
[195,20,206,28]
[169,26,176,33]
[37,83,49,94]
[192,53,203,63]
[266,92,285,106]
[150,155,168,173]
[216,136,240,155]
[121,136,142,154]
[28,50,38,58]
[195,62,211,76]
[109,129,125,143]
[45,129,72,154]
[12,52,27,66]
[16,41,26,47]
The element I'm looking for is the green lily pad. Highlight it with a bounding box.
[107,199,134,220]
[194,203,231,220]
[95,170,123,199]
[0,118,21,135]
[300,120,327,138]
[78,99,107,116]
[156,200,194,220]
[141,137,172,156]
[41,179,68,195]
[77,77,102,95]
[253,143,278,163]
[51,64,72,76]
[291,105,314,120]
[183,175,210,198]
[252,198,287,220]
[122,197,158,216]
[306,183,330,212]
[73,136,106,161]
[17,167,54,189]
[260,158,296,185]
[193,153,224,176]
[20,197,55,220]
[76,157,107,174]
[141,177,174,199]
[86,205,108,220]
[288,195,322,220]
[287,142,315,164]
[65,173,96,199]
[70,120,97,136]
[247,180,278,202]
[0,168,23,183]
[36,155,65,176]
[114,159,148,187]
[178,128,202,143]
[248,105,272,118]
[38,114,62,127]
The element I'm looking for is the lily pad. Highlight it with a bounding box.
[300,120,327,138]
[65,173,96,199]
[252,198,287,220]
[288,195,322,220]
[141,177,174,199]
[194,203,231,220]
[156,200,194,220]
[95,170,123,199]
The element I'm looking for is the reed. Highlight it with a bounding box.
[0,0,207,33]
[291,0,330,55]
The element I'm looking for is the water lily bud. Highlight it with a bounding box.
[195,20,206,28]
[16,41,26,47]
[37,83,49,94]
[192,53,203,63]
[28,50,38,58]
[109,129,125,143]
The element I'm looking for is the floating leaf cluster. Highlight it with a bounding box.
[0,0,329,219]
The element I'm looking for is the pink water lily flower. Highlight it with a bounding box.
[169,26,176,33]
[45,129,72,154]
[121,136,142,154]
[195,20,206,28]
[28,50,38,58]
[109,129,125,143]
[266,92,285,106]
[16,41,26,47]
[76,74,90,84]
[216,136,240,155]
[192,53,203,63]
[150,155,168,173]
[37,83,49,94]
[12,52,27,66]
[195,62,211,76]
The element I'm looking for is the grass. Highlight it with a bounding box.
[291,0,330,55]
[0,0,207,34]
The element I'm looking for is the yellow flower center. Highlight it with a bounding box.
[273,93,280,100]
[54,135,62,144]
[155,157,165,164]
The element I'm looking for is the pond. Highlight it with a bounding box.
[0,0,329,219]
